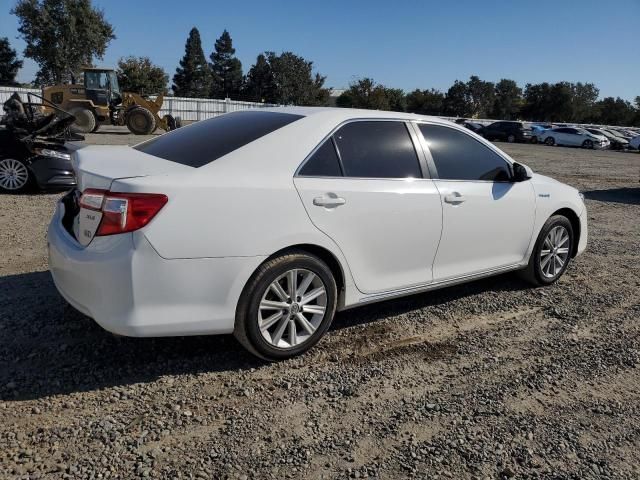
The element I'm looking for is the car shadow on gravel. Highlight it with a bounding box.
[0,270,531,401]
[583,187,640,205]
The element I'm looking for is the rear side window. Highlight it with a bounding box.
[299,139,343,177]
[134,110,303,168]
[333,121,421,179]
[419,124,511,182]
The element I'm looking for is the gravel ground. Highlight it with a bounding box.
[1,130,640,479]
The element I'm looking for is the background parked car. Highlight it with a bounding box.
[542,127,609,149]
[479,121,533,143]
[628,135,640,151]
[463,121,484,133]
[530,124,553,144]
[585,128,628,150]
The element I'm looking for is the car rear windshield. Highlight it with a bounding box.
[133,110,304,167]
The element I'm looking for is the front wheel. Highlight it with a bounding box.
[507,134,516,143]
[126,107,156,135]
[234,252,338,361]
[519,215,574,286]
[0,158,32,193]
[544,137,555,146]
[582,139,594,149]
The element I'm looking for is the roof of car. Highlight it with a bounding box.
[258,106,456,125]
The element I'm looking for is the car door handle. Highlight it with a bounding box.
[313,194,346,208]
[444,192,466,204]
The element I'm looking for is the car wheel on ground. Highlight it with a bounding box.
[0,157,32,193]
[507,134,516,143]
[545,137,555,146]
[582,139,593,149]
[126,107,156,135]
[520,215,573,286]
[234,251,338,361]
[69,107,97,134]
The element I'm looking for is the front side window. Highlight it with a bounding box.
[333,121,422,179]
[418,124,511,182]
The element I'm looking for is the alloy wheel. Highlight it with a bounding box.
[258,268,327,349]
[0,158,29,191]
[540,225,570,279]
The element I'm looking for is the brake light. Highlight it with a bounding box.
[79,188,168,236]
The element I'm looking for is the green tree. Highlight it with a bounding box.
[12,0,115,86]
[406,88,445,115]
[242,53,276,102]
[443,80,470,117]
[571,82,599,122]
[594,97,636,126]
[0,37,23,85]
[491,79,522,120]
[466,75,495,118]
[172,27,212,98]
[117,56,168,94]
[337,78,405,111]
[266,51,328,105]
[209,29,243,98]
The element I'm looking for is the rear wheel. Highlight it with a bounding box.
[126,107,156,135]
[234,251,337,361]
[519,215,574,286]
[545,136,555,146]
[582,139,593,149]
[0,158,32,193]
[69,107,96,134]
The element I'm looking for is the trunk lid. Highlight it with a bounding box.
[67,145,191,246]
[73,145,192,191]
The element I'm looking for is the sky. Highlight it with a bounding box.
[1,0,638,101]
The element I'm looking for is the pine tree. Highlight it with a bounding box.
[243,54,275,102]
[0,37,23,85]
[172,27,211,98]
[209,30,243,98]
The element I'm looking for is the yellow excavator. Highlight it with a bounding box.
[41,67,180,135]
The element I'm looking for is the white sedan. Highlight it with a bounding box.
[48,108,588,360]
[542,127,609,149]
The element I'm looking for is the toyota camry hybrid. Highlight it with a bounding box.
[48,108,587,360]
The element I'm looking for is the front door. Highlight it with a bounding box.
[294,120,443,294]
[417,123,536,281]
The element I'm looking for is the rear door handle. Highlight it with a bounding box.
[444,192,466,204]
[313,194,346,208]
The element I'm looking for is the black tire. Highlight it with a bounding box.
[545,137,555,146]
[91,123,100,133]
[519,215,574,287]
[582,139,593,149]
[126,107,156,135]
[69,107,97,134]
[507,134,516,143]
[531,136,538,144]
[234,251,338,361]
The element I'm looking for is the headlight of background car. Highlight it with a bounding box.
[36,148,71,161]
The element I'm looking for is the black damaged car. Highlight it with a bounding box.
[0,93,81,193]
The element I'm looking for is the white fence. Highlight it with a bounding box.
[0,85,277,121]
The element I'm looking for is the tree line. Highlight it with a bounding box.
[2,0,639,126]
[338,77,640,127]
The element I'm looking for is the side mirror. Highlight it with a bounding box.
[512,162,532,182]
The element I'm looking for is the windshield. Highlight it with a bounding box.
[108,71,120,94]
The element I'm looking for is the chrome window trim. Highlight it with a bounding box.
[294,117,429,180]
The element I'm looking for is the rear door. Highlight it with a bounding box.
[294,120,443,294]
[416,123,535,280]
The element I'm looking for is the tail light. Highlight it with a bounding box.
[79,188,168,236]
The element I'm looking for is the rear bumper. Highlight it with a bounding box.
[47,202,265,337]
